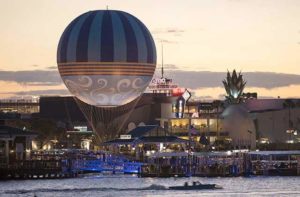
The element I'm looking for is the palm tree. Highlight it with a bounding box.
[223,70,246,104]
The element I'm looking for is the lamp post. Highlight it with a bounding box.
[182,89,192,176]
[66,134,70,149]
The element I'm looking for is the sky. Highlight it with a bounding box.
[0,0,300,99]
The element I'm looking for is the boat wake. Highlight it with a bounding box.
[4,184,168,194]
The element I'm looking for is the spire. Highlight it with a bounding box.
[161,43,164,78]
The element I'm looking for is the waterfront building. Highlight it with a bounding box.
[37,96,300,150]
[103,125,188,161]
[0,121,37,166]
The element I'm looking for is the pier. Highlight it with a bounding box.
[140,150,300,177]
[1,150,300,179]
[0,160,78,179]
[0,149,143,180]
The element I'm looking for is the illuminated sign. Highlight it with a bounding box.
[149,78,178,89]
[172,88,185,96]
[151,78,166,84]
[74,126,88,132]
[67,126,92,133]
[120,135,132,139]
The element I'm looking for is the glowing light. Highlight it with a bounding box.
[32,141,38,150]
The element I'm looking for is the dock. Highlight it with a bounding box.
[140,151,300,177]
[0,149,143,180]
[1,150,300,179]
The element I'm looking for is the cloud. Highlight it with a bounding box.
[161,70,300,89]
[47,66,57,70]
[152,28,185,35]
[156,64,179,70]
[0,70,62,85]
[1,69,300,97]
[1,89,69,96]
[166,29,185,33]
[23,82,61,86]
[155,37,178,44]
[152,28,185,44]
[195,95,213,100]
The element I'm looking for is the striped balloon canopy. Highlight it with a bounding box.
[57,10,156,106]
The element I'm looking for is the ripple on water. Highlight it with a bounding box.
[0,175,300,197]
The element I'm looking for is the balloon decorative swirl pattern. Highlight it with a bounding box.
[63,75,150,106]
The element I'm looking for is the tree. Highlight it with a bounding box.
[7,118,65,149]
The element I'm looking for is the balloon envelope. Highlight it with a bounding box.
[57,10,156,106]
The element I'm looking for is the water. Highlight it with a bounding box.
[1,175,300,197]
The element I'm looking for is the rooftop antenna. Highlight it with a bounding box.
[161,43,164,79]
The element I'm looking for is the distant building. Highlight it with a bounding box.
[0,99,39,115]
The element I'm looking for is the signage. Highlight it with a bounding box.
[120,135,131,139]
[182,89,191,101]
[67,125,92,133]
[151,78,166,84]
[74,126,88,132]
[172,88,185,96]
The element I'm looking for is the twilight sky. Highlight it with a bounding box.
[0,0,300,99]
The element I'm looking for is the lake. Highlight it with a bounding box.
[1,175,300,196]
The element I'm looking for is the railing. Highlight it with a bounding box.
[72,159,143,174]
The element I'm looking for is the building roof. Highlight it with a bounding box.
[0,125,37,138]
[243,99,284,112]
[102,136,188,145]
[135,136,188,144]
[102,138,135,145]
[127,125,160,138]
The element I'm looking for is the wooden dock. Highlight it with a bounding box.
[0,160,79,180]
[0,160,79,179]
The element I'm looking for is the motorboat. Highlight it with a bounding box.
[169,181,223,190]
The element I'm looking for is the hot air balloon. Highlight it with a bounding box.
[57,10,156,107]
[57,10,156,142]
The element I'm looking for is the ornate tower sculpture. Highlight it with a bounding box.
[223,70,246,104]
